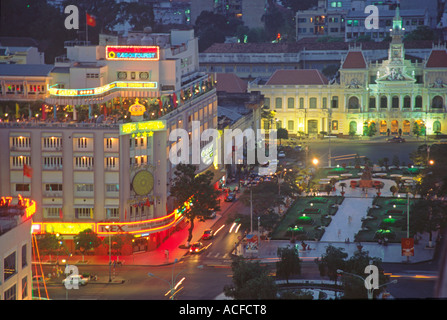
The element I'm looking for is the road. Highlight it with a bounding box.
[307,140,425,166]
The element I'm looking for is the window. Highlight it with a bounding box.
[332,120,339,131]
[275,97,282,109]
[415,96,422,108]
[77,137,88,149]
[16,184,30,192]
[380,96,388,108]
[264,98,270,109]
[369,97,376,109]
[4,284,16,300]
[263,120,270,130]
[105,157,118,169]
[75,184,94,192]
[43,156,63,169]
[322,97,327,109]
[4,251,16,281]
[331,96,338,108]
[403,96,411,108]
[106,208,119,219]
[22,276,28,299]
[45,184,63,191]
[106,184,119,192]
[12,156,31,168]
[287,97,294,109]
[44,207,62,218]
[74,156,94,169]
[309,97,317,109]
[276,120,282,129]
[43,137,62,149]
[348,96,359,109]
[22,245,27,268]
[288,120,294,131]
[392,96,399,109]
[105,138,114,149]
[11,136,30,149]
[75,208,93,219]
[299,97,304,109]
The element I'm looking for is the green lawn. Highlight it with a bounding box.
[354,197,419,243]
[270,196,344,241]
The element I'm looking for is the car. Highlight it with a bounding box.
[225,192,236,202]
[189,242,205,253]
[205,210,216,219]
[278,151,286,158]
[201,229,214,240]
[387,136,406,143]
[62,274,88,286]
[33,275,47,286]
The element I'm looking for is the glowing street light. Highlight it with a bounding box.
[312,158,319,165]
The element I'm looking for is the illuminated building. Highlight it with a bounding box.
[0,195,35,300]
[0,29,219,251]
[248,8,447,138]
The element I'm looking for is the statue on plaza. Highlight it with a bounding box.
[359,165,373,188]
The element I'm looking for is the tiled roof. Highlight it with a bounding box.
[265,69,328,85]
[425,50,447,68]
[215,73,248,93]
[342,51,367,69]
[0,64,54,76]
[203,40,438,54]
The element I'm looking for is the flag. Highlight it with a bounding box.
[16,103,19,119]
[173,93,177,108]
[59,208,63,219]
[86,13,96,27]
[125,209,127,220]
[23,164,33,178]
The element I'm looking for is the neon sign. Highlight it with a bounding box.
[119,120,166,135]
[0,195,36,219]
[106,46,159,61]
[48,81,158,97]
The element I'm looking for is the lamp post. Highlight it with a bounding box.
[337,269,397,299]
[148,259,185,300]
[105,225,112,282]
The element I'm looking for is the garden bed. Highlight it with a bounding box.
[270,196,344,241]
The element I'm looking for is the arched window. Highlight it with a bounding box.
[433,120,441,133]
[380,96,387,108]
[349,121,357,133]
[392,96,399,109]
[369,96,376,109]
[348,96,359,109]
[415,96,422,108]
[403,96,411,108]
[432,96,444,109]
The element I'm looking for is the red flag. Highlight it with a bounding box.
[125,209,127,220]
[59,208,63,219]
[23,164,33,178]
[86,13,96,27]
[173,93,177,108]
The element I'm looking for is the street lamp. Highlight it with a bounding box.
[337,269,397,299]
[312,158,319,166]
[148,259,185,300]
[105,225,112,282]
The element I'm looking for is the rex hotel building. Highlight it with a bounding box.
[0,29,219,250]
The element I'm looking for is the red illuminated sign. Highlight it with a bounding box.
[0,195,36,219]
[106,46,159,61]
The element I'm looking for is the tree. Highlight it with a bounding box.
[392,155,400,168]
[36,233,61,261]
[322,64,340,80]
[276,245,301,283]
[282,0,318,12]
[340,250,388,299]
[121,2,155,30]
[277,128,289,145]
[224,257,277,299]
[403,26,436,42]
[74,229,101,255]
[314,245,348,282]
[170,164,220,246]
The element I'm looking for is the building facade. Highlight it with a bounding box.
[0,29,220,251]
[249,9,447,139]
[0,195,34,300]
